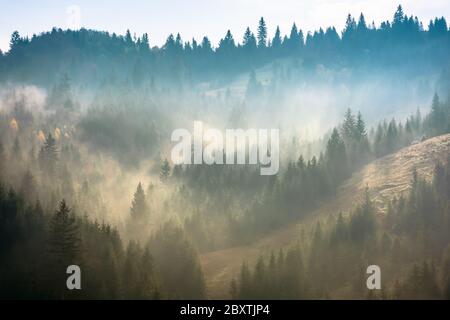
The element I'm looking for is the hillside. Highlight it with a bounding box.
[200,133,450,299]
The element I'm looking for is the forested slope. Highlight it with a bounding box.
[201,133,450,298]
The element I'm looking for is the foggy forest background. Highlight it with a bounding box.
[1,5,450,299]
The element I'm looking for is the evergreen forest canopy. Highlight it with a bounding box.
[0,5,449,87]
[1,4,450,300]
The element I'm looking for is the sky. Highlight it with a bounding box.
[1,0,450,52]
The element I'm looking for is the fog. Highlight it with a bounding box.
[0,62,438,233]
[1,6,450,299]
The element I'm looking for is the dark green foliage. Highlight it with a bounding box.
[48,199,80,297]
[326,128,349,187]
[1,8,449,86]
[425,93,450,136]
[148,222,206,299]
[234,160,450,299]
[0,178,205,299]
[160,158,171,181]
[49,200,80,259]
[1,7,450,300]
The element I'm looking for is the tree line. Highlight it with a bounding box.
[1,5,449,85]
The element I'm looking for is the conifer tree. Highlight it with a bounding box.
[257,17,267,48]
[48,199,80,298]
[342,108,356,141]
[393,5,405,26]
[326,128,349,186]
[238,262,251,299]
[130,183,148,219]
[48,199,80,265]
[243,27,257,53]
[286,23,302,52]
[39,133,58,177]
[160,158,171,181]
[9,31,21,50]
[272,26,282,50]
[342,14,356,40]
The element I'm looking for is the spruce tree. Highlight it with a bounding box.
[47,199,80,298]
[39,133,58,177]
[326,128,349,186]
[160,158,171,181]
[48,199,80,265]
[272,26,282,50]
[130,183,148,219]
[342,14,356,40]
[393,5,405,26]
[9,31,21,50]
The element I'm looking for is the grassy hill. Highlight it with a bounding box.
[200,133,450,299]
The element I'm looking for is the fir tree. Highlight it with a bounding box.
[48,199,80,265]
[160,158,171,181]
[257,17,267,48]
[130,183,148,219]
[272,26,282,50]
[39,133,58,177]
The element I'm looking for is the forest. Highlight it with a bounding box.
[1,5,450,299]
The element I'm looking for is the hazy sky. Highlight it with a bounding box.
[1,0,450,52]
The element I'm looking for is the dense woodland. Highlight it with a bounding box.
[1,5,450,299]
[0,186,206,299]
[0,5,449,87]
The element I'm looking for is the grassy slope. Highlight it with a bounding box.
[200,133,450,299]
